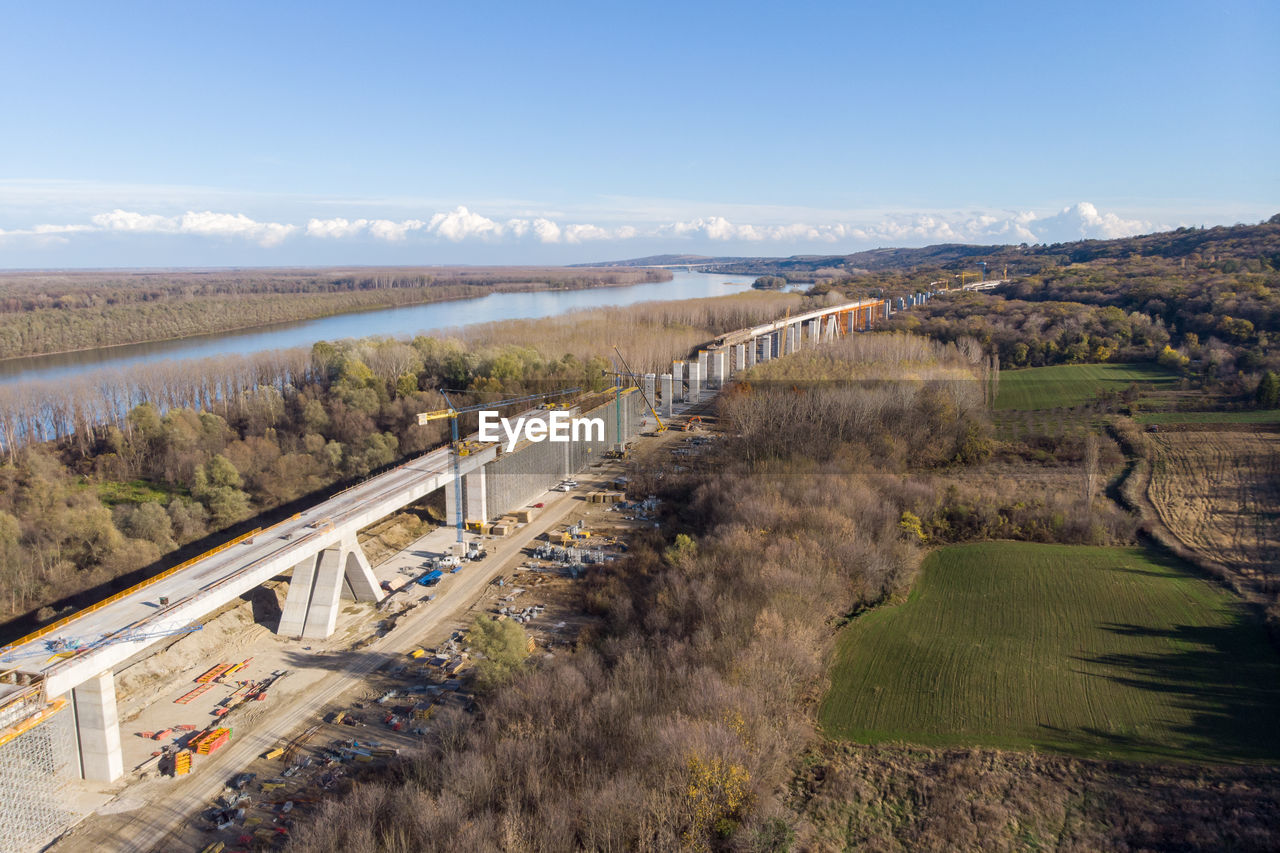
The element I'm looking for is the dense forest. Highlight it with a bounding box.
[0,266,669,359]
[0,291,798,632]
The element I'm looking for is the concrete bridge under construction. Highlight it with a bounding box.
[0,289,938,851]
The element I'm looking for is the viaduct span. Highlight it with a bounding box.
[0,289,937,850]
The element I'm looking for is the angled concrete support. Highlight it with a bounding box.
[340,534,382,602]
[824,315,838,342]
[73,670,123,782]
[302,548,344,640]
[279,536,382,639]
[277,555,318,637]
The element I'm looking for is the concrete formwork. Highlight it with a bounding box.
[484,430,565,520]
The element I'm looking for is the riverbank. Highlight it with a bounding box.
[0,266,670,362]
[0,270,764,388]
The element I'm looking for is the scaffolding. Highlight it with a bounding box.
[0,672,77,853]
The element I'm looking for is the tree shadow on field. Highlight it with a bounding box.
[1107,565,1174,579]
[1071,620,1280,762]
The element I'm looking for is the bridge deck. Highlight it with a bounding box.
[3,436,476,696]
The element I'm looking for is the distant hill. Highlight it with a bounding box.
[578,254,716,268]
[595,215,1280,279]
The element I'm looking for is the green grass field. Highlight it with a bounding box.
[995,363,1176,411]
[820,542,1280,763]
[1135,409,1280,425]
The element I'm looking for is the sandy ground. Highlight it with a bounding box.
[48,405,712,852]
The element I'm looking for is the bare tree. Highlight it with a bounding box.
[1083,431,1100,507]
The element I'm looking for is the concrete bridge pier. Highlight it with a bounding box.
[278,535,384,639]
[72,670,123,782]
[824,315,838,342]
[760,336,772,362]
[444,466,488,527]
[808,318,820,344]
[697,350,709,383]
[786,324,798,355]
[733,343,746,374]
[687,362,702,402]
[661,373,673,417]
[671,361,684,401]
[709,351,725,387]
[643,373,656,411]
[746,338,757,368]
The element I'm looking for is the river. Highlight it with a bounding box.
[0,271,760,388]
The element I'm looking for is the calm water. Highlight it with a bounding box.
[0,271,758,387]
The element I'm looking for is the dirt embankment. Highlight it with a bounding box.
[114,583,284,720]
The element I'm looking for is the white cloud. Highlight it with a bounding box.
[368,218,426,241]
[177,211,296,246]
[1026,202,1151,243]
[0,201,1167,256]
[426,206,504,242]
[533,218,563,243]
[88,208,296,246]
[306,217,369,239]
[91,209,173,232]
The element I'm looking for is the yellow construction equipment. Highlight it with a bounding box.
[609,346,666,433]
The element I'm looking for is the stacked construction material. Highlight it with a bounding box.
[190,727,231,755]
[195,663,232,683]
[174,683,215,704]
[173,750,192,775]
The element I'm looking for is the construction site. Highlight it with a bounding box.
[0,293,929,852]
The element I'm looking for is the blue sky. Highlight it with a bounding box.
[0,0,1275,267]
